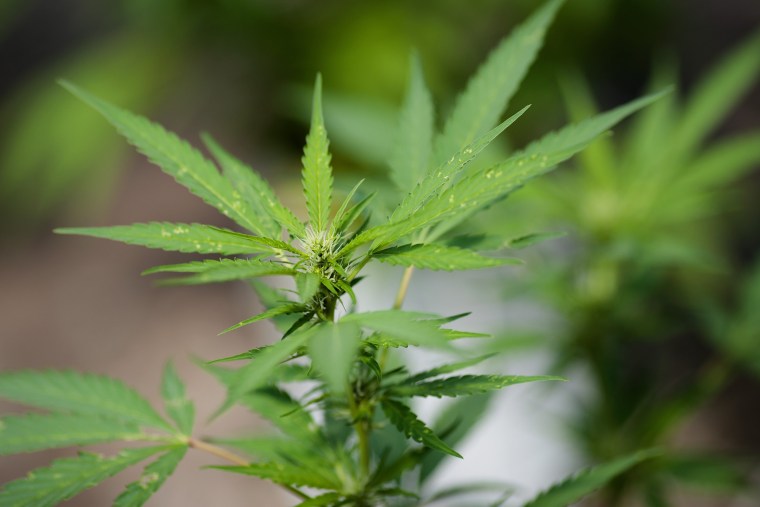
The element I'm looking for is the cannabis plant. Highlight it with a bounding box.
[0,1,661,505]
[468,31,760,505]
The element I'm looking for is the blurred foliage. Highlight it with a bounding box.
[0,0,678,235]
[468,31,760,506]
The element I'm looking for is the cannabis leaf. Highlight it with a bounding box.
[381,398,462,458]
[113,447,187,507]
[302,74,334,233]
[0,370,172,431]
[522,450,659,507]
[0,446,167,507]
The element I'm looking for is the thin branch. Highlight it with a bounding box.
[393,266,415,309]
[189,438,310,501]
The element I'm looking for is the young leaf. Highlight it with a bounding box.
[389,374,564,398]
[389,53,434,193]
[522,450,659,507]
[434,0,564,164]
[55,223,282,256]
[342,311,454,350]
[220,303,307,335]
[302,74,334,232]
[142,258,296,285]
[0,446,164,507]
[202,133,305,238]
[381,398,462,458]
[215,461,342,490]
[308,322,362,394]
[59,81,263,235]
[0,370,171,431]
[0,414,143,455]
[113,446,187,507]
[373,244,522,271]
[161,362,194,435]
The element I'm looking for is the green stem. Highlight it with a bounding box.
[393,266,415,309]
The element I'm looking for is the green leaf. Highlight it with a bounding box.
[342,311,454,350]
[239,388,318,438]
[0,446,163,507]
[202,133,306,238]
[0,370,171,431]
[308,322,362,394]
[113,447,187,507]
[220,303,307,335]
[392,105,530,225]
[218,326,316,416]
[403,354,495,384]
[671,31,760,162]
[389,53,434,193]
[161,362,194,435]
[302,74,334,232]
[374,244,522,271]
[381,398,461,458]
[425,91,669,240]
[389,374,563,398]
[0,414,143,455]
[434,0,564,164]
[522,450,659,507]
[142,258,296,285]
[215,461,342,490]
[55,222,281,256]
[59,81,262,235]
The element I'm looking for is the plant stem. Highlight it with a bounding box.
[189,438,250,466]
[393,266,415,309]
[189,438,310,500]
[357,419,371,480]
[379,266,416,371]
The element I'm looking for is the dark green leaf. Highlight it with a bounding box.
[381,398,461,458]
[220,303,307,334]
[390,374,563,398]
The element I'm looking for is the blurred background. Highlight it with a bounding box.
[1,0,758,505]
